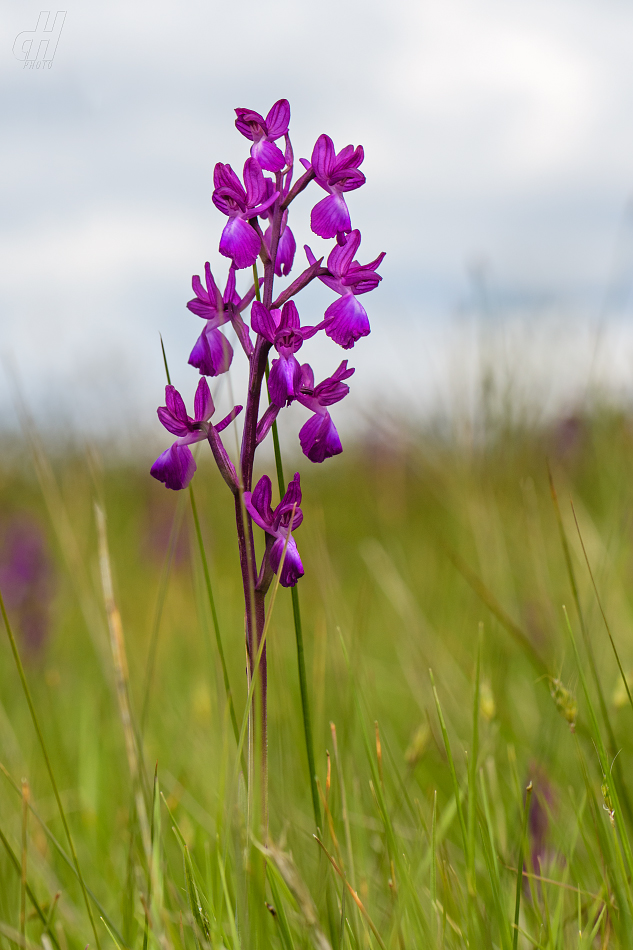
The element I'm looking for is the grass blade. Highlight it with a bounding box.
[512,781,533,950]
[0,822,61,950]
[0,587,102,950]
[430,669,469,858]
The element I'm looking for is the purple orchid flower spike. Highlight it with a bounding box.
[297,360,355,462]
[306,230,385,349]
[260,179,296,276]
[235,99,291,173]
[187,263,239,376]
[251,299,318,406]
[243,473,304,587]
[151,100,384,811]
[302,134,365,239]
[151,378,242,490]
[213,160,278,268]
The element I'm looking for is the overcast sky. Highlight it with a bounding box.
[3,0,633,440]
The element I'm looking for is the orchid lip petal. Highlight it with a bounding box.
[219,218,261,269]
[151,444,197,491]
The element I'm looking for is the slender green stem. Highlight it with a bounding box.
[159,333,171,385]
[548,469,633,825]
[291,585,321,831]
[0,587,102,950]
[467,629,482,896]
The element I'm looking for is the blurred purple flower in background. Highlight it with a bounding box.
[528,767,556,874]
[0,515,55,653]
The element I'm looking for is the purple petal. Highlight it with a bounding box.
[299,411,343,463]
[279,300,300,330]
[279,472,302,512]
[192,274,208,301]
[251,139,286,173]
[215,404,243,432]
[311,134,335,181]
[265,99,290,139]
[250,301,278,343]
[313,361,354,406]
[151,444,196,491]
[269,356,301,407]
[244,475,274,530]
[188,327,234,377]
[274,480,303,530]
[194,377,214,422]
[311,193,351,240]
[214,162,244,195]
[223,265,239,305]
[157,407,190,438]
[323,294,370,349]
[235,107,264,140]
[204,262,220,300]
[339,144,364,170]
[300,363,315,390]
[326,229,361,276]
[270,536,304,587]
[164,385,189,424]
[275,224,296,277]
[256,404,280,444]
[244,188,280,220]
[186,297,222,321]
[304,244,318,267]
[252,475,273,519]
[219,217,261,269]
[343,267,383,295]
[243,158,266,207]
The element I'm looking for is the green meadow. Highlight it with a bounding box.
[1,405,633,948]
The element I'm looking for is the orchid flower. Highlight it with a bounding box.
[187,263,240,376]
[151,379,241,490]
[296,360,355,462]
[235,99,291,173]
[243,473,304,587]
[306,230,385,348]
[213,159,278,268]
[302,134,365,239]
[251,299,318,407]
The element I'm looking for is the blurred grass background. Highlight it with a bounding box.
[2,401,633,947]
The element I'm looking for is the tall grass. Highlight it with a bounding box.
[1,406,633,947]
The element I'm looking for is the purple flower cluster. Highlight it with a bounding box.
[152,99,384,591]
